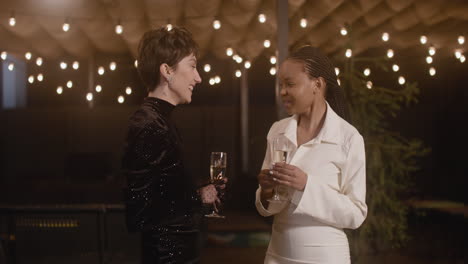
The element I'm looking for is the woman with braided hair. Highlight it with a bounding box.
[256,46,367,264]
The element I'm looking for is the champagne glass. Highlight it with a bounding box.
[205,152,227,218]
[268,137,290,203]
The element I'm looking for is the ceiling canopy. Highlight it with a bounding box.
[0,0,467,62]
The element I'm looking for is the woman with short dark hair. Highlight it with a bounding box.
[123,26,219,264]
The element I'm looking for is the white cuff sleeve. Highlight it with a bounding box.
[255,186,287,216]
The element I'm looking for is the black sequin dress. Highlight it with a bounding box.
[123,97,203,264]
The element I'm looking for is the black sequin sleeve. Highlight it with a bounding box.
[123,110,202,232]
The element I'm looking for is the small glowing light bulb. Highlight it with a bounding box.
[25,52,32,60]
[235,70,242,78]
[1,51,7,60]
[37,73,43,82]
[126,87,132,95]
[204,64,211,72]
[95,85,102,93]
[398,76,406,85]
[166,24,173,31]
[264,39,271,48]
[258,14,266,23]
[57,86,63,94]
[426,56,433,64]
[28,75,35,84]
[226,48,233,56]
[382,32,389,42]
[428,46,436,56]
[420,35,427,44]
[387,49,394,58]
[209,78,215,85]
[340,27,347,36]
[118,95,125,103]
[392,64,399,72]
[134,60,138,68]
[270,56,277,64]
[366,81,373,89]
[72,61,79,70]
[244,61,251,69]
[270,67,276,75]
[36,57,43,66]
[213,20,221,30]
[115,24,123,34]
[109,62,117,71]
[300,18,307,28]
[98,66,105,75]
[86,93,93,101]
[214,76,221,84]
[363,68,371,76]
[60,62,67,70]
[345,49,352,58]
[429,67,436,76]
[458,36,465,45]
[67,81,73,88]
[9,17,16,27]
[62,22,70,32]
[8,63,14,71]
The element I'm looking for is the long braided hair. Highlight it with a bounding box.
[288,45,350,122]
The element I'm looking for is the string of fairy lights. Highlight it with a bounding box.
[337,27,466,89]
[203,14,279,85]
[1,48,133,104]
[1,11,466,104]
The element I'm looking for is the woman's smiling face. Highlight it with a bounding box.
[169,53,202,104]
[278,59,320,115]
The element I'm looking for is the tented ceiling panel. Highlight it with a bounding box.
[0,0,466,61]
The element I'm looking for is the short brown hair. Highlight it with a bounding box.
[137,26,199,92]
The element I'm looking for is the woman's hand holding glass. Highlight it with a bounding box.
[205,152,227,218]
[267,137,291,203]
[258,168,277,203]
[258,169,276,192]
[271,163,308,191]
[199,184,220,204]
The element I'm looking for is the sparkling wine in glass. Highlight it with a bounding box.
[268,137,290,203]
[205,152,227,218]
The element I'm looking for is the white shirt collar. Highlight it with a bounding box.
[282,101,343,147]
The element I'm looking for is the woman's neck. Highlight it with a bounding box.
[297,99,327,143]
[148,84,177,106]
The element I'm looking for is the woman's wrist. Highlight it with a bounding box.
[260,188,274,199]
[260,188,273,207]
[197,182,211,189]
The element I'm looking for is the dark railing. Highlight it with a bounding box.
[0,204,139,264]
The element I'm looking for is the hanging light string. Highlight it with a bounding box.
[0,9,271,24]
[3,9,465,104]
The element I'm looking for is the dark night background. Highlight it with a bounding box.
[1,48,465,202]
[1,0,467,262]
[0,46,466,264]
